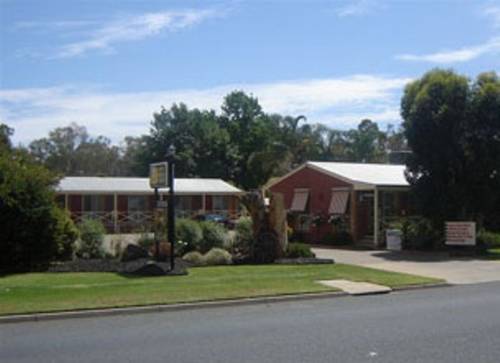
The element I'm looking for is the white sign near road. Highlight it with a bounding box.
[446,222,476,246]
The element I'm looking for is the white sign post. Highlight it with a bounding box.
[445,222,476,246]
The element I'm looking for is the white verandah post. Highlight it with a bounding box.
[113,193,118,233]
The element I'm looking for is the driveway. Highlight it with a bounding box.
[313,247,500,284]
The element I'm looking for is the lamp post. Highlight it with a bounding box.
[167,145,176,271]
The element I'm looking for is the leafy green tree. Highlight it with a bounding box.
[401,69,475,223]
[136,103,240,180]
[346,119,387,162]
[0,148,78,272]
[132,91,399,189]
[0,123,13,152]
[220,91,279,188]
[467,72,500,229]
[29,123,126,176]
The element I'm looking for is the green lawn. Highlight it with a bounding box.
[483,248,500,260]
[0,264,441,316]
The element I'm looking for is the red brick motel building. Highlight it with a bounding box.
[55,177,243,233]
[268,162,413,247]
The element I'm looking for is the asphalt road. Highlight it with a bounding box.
[2,283,500,363]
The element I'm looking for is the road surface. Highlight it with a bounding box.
[2,282,500,363]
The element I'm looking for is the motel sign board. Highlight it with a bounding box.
[445,222,476,246]
[149,162,168,189]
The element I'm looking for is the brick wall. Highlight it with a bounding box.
[270,165,352,243]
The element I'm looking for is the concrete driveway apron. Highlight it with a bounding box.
[313,247,500,285]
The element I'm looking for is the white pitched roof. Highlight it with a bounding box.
[269,161,409,190]
[308,162,409,189]
[57,177,243,195]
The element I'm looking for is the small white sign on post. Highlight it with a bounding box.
[149,162,168,189]
[156,200,168,209]
[445,222,476,246]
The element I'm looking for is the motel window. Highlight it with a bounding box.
[382,192,397,217]
[296,214,312,232]
[328,189,350,215]
[83,195,107,212]
[290,189,309,212]
[128,196,147,212]
[175,196,193,210]
[213,195,229,210]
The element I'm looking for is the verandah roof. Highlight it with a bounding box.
[57,177,243,195]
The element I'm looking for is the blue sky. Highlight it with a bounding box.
[1,0,500,144]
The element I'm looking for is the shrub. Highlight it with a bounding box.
[76,218,106,259]
[477,230,500,248]
[233,217,254,255]
[176,218,203,252]
[322,216,353,245]
[204,248,232,265]
[286,243,315,258]
[182,251,205,266]
[137,233,155,250]
[199,221,227,253]
[53,208,80,261]
[0,150,79,272]
[401,217,442,250]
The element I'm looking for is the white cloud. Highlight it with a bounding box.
[483,5,500,27]
[37,9,217,58]
[14,20,99,30]
[396,37,500,63]
[336,0,378,17]
[0,75,410,144]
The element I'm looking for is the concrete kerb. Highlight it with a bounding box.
[0,291,347,324]
[0,282,451,324]
[392,282,452,292]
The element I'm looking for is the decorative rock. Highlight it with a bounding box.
[130,261,168,276]
[49,257,188,275]
[121,244,150,262]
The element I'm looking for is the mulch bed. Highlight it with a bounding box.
[49,258,188,276]
[274,257,334,265]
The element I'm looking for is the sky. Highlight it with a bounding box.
[1,0,500,145]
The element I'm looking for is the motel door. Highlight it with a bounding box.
[357,192,374,238]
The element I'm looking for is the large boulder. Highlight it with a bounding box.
[121,244,150,262]
[130,261,167,276]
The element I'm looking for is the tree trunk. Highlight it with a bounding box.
[241,191,288,262]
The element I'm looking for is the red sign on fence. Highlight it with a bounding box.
[445,222,476,246]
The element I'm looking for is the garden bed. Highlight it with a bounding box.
[48,258,188,275]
